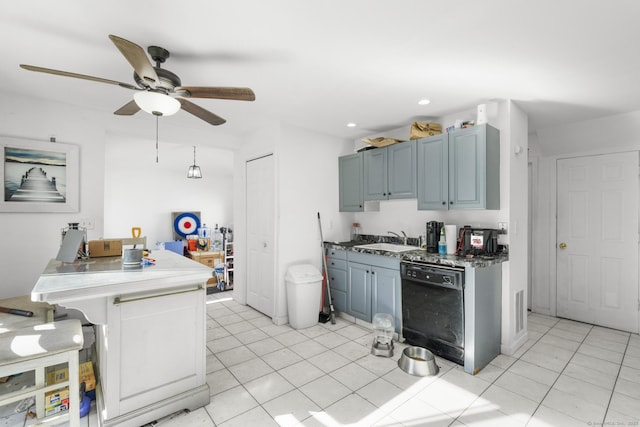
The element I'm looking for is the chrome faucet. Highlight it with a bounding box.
[388,231,408,245]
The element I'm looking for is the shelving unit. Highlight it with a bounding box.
[224,235,234,290]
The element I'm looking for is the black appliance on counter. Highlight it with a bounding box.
[401,261,465,365]
[457,227,500,257]
[425,221,444,253]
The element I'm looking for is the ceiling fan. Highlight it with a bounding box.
[20,34,255,126]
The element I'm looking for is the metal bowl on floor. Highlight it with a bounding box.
[398,346,439,376]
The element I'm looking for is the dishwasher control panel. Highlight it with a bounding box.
[401,262,464,289]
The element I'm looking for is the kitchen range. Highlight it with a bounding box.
[325,224,506,375]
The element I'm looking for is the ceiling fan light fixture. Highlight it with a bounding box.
[134,91,180,116]
[187,146,202,179]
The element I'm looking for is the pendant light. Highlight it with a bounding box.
[187,146,202,179]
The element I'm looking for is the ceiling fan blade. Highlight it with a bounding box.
[178,99,226,126]
[113,100,140,115]
[108,34,158,88]
[176,86,255,101]
[20,64,139,90]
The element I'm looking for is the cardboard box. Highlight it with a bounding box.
[89,239,122,257]
[45,388,69,417]
[45,361,96,416]
[46,361,96,392]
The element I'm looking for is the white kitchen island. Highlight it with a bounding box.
[31,250,212,427]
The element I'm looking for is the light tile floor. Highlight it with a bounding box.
[5,292,640,426]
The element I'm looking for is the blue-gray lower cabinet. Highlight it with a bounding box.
[347,262,372,322]
[345,252,402,333]
[327,249,347,313]
[371,266,402,334]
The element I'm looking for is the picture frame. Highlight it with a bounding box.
[0,137,79,213]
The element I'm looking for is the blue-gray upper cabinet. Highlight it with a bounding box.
[363,141,416,201]
[417,124,500,210]
[449,124,500,209]
[339,153,364,212]
[417,133,448,210]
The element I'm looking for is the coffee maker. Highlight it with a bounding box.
[426,221,444,253]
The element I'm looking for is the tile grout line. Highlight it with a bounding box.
[600,332,632,424]
[447,313,557,426]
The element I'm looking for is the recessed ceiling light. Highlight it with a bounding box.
[347,123,357,128]
[418,99,431,106]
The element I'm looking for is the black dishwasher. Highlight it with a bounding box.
[401,261,465,365]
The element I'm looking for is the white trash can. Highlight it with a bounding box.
[285,264,323,329]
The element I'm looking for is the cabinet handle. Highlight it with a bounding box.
[383,193,386,196]
[450,201,453,204]
[114,285,203,305]
[366,270,370,274]
[442,201,446,205]
[371,271,376,275]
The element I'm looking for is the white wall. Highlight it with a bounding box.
[103,133,235,245]
[0,93,107,298]
[0,91,235,299]
[232,122,352,324]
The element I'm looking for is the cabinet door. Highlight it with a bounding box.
[347,262,372,322]
[112,286,205,415]
[449,126,485,209]
[371,266,402,333]
[417,134,449,210]
[388,141,417,199]
[327,267,347,292]
[363,148,388,200]
[339,153,364,212]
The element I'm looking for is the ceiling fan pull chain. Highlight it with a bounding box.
[155,115,159,163]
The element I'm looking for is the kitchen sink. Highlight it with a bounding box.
[354,242,422,253]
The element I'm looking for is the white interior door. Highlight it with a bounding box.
[246,154,275,317]
[556,152,639,333]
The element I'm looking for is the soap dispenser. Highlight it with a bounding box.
[438,227,446,255]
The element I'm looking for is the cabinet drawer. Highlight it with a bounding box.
[327,268,347,292]
[327,248,347,260]
[327,258,347,271]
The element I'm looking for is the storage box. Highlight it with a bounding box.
[47,361,96,392]
[45,361,96,416]
[45,387,69,417]
[89,239,122,257]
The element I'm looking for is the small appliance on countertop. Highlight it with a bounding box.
[426,221,444,254]
[457,226,502,257]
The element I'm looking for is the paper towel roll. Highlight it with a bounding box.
[445,225,457,255]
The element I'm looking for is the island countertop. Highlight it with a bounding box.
[31,249,212,304]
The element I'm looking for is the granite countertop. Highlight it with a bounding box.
[325,241,508,268]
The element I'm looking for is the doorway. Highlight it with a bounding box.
[556,152,639,333]
[246,154,275,317]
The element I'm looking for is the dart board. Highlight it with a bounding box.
[172,211,201,239]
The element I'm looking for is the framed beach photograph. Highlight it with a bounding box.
[0,137,79,212]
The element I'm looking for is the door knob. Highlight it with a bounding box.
[559,242,567,249]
